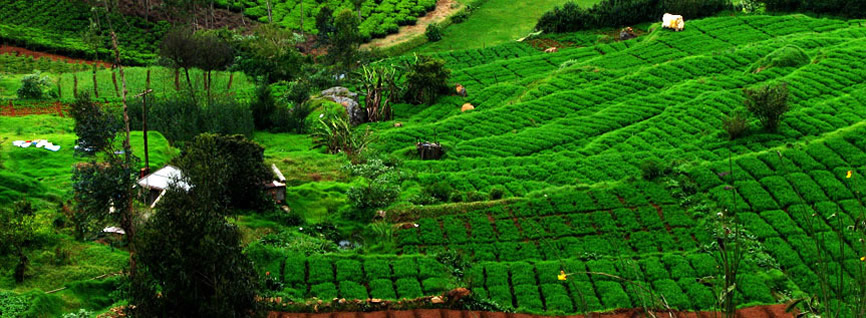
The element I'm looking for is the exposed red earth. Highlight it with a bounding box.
[269,305,795,318]
[0,101,68,117]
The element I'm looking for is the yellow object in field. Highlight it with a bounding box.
[671,19,679,30]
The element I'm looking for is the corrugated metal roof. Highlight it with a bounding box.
[137,165,190,191]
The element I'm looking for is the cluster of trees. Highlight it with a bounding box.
[62,88,276,316]
[536,0,730,33]
[760,0,866,18]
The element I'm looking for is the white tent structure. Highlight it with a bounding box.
[137,165,190,207]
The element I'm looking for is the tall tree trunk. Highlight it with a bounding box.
[92,68,99,99]
[110,31,136,278]
[174,68,180,90]
[112,71,120,98]
[207,71,212,102]
[184,67,196,104]
[56,74,62,100]
[73,74,79,97]
[266,0,273,23]
[145,0,149,29]
[227,72,234,90]
[143,69,150,172]
[240,0,246,26]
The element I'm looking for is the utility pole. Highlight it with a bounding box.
[132,70,154,175]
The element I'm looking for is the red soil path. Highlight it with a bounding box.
[0,101,68,117]
[0,45,112,69]
[269,305,794,318]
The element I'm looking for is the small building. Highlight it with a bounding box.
[265,164,287,204]
[137,165,190,207]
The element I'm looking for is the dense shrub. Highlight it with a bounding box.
[743,82,790,132]
[722,110,750,140]
[17,72,50,99]
[129,94,254,144]
[425,23,443,42]
[760,0,866,18]
[405,55,450,105]
[536,0,729,33]
[250,84,277,130]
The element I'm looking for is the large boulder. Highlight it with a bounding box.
[321,86,358,100]
[321,87,365,125]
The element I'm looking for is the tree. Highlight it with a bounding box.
[70,94,139,270]
[159,27,200,92]
[344,159,401,221]
[193,32,234,101]
[405,55,450,105]
[130,188,259,317]
[315,6,335,46]
[351,0,364,19]
[172,134,272,213]
[235,24,304,83]
[0,201,37,283]
[250,83,277,130]
[330,9,361,71]
[743,82,789,132]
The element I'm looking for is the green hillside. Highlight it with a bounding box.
[256,14,866,313]
[3,4,866,316]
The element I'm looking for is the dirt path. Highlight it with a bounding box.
[363,0,461,50]
[0,45,111,68]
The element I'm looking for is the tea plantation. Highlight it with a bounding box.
[254,14,866,313]
[2,3,866,316]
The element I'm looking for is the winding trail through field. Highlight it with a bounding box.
[362,0,460,50]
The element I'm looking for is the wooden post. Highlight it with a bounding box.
[142,69,151,172]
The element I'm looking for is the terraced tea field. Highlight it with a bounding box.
[257,14,866,314]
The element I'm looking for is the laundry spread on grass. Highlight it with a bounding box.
[12,139,61,152]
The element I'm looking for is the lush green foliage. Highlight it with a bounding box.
[216,0,436,39]
[760,0,866,18]
[0,0,169,65]
[363,13,866,314]
[131,189,260,317]
[172,134,273,212]
[405,55,450,105]
[536,0,729,33]
[743,82,790,132]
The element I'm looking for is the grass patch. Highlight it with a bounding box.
[415,0,600,53]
